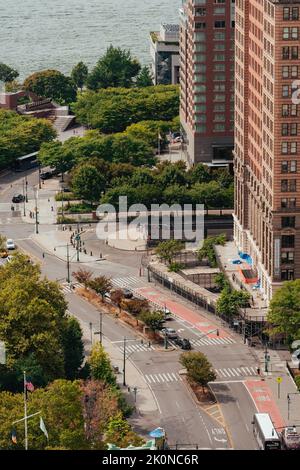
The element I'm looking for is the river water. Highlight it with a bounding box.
[0,0,181,79]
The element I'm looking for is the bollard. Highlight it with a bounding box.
[84,249,87,254]
[100,253,102,259]
[90,251,93,257]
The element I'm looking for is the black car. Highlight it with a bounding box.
[12,194,25,203]
[175,338,191,350]
[122,288,133,299]
[40,171,53,180]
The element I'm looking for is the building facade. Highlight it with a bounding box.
[234,0,300,301]
[179,0,235,167]
[150,24,180,85]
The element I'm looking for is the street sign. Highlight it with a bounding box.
[277,377,282,384]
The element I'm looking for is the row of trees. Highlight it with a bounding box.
[72,84,179,133]
[0,47,153,105]
[0,110,56,169]
[0,344,141,450]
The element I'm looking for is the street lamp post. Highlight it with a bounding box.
[34,189,39,234]
[123,337,127,386]
[264,343,270,373]
[22,179,26,217]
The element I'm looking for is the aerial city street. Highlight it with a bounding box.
[0,0,300,457]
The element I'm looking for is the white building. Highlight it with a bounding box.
[150,24,180,85]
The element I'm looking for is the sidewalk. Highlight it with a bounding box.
[32,229,100,263]
[73,315,159,417]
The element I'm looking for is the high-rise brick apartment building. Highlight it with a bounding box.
[234,0,300,301]
[179,0,235,167]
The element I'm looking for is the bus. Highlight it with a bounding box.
[253,413,281,450]
[14,152,39,172]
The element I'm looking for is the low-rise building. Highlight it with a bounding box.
[150,24,180,85]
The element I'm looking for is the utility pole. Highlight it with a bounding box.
[99,310,103,345]
[76,221,80,262]
[23,371,28,451]
[34,189,39,234]
[22,179,26,217]
[66,244,70,284]
[38,165,42,189]
[25,173,28,202]
[264,344,270,373]
[61,190,64,230]
[123,337,127,386]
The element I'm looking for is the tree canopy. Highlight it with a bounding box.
[267,280,300,343]
[72,85,179,133]
[0,63,19,83]
[87,46,141,90]
[0,254,84,389]
[0,110,56,169]
[71,62,88,90]
[23,69,77,105]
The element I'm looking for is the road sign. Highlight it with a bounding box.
[277,377,282,384]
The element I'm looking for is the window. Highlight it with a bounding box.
[281,216,295,228]
[282,85,289,98]
[214,21,225,28]
[281,142,288,154]
[281,161,288,173]
[281,270,294,281]
[282,66,289,78]
[281,252,294,265]
[282,235,295,248]
[292,46,299,59]
[282,123,289,136]
[281,198,297,209]
[282,47,289,59]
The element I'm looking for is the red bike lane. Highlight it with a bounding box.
[136,286,232,339]
[244,380,285,430]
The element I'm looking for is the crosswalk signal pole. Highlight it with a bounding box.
[123,337,127,386]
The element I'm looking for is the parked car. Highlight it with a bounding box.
[6,239,15,250]
[161,328,178,339]
[174,338,191,350]
[12,194,25,203]
[122,288,133,299]
[40,171,53,180]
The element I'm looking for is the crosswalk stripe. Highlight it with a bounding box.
[215,367,258,379]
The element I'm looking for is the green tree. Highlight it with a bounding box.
[88,343,116,386]
[216,288,250,318]
[0,63,19,83]
[188,164,211,185]
[267,280,300,343]
[136,66,153,87]
[105,412,144,448]
[71,61,88,90]
[88,276,112,301]
[87,46,141,90]
[139,311,165,333]
[61,317,84,380]
[23,70,77,104]
[0,109,56,169]
[180,352,216,392]
[214,273,230,291]
[71,164,105,204]
[73,85,179,133]
[197,234,226,267]
[159,164,187,189]
[155,240,184,265]
[38,141,74,180]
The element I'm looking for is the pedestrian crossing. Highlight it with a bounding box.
[191,336,236,347]
[118,343,156,354]
[112,275,146,291]
[215,366,258,379]
[61,282,82,294]
[144,372,183,385]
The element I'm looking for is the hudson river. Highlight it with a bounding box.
[0,0,181,79]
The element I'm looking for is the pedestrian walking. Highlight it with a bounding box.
[257,366,261,376]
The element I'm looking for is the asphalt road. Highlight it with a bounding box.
[0,169,258,449]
